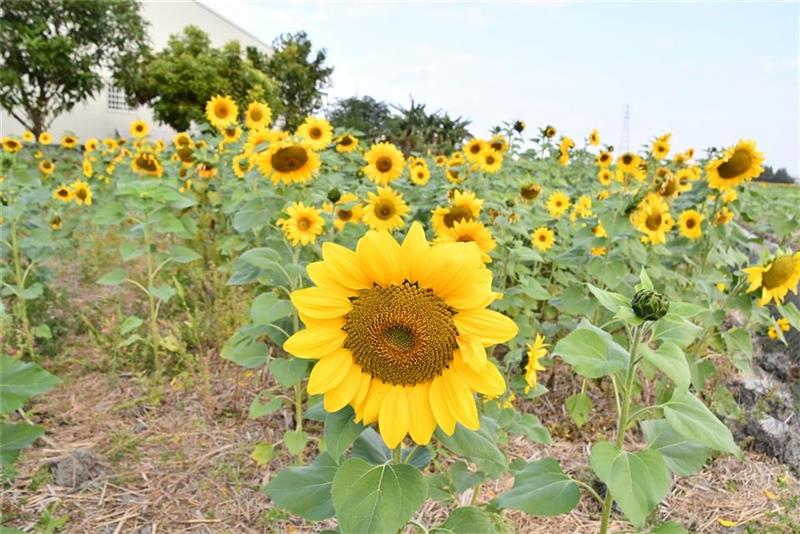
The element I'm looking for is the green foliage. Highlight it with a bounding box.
[0,0,148,134]
[328,96,393,140]
[495,458,580,516]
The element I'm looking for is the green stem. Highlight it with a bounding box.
[599,325,643,534]
[143,221,161,375]
[10,220,36,359]
[392,445,402,464]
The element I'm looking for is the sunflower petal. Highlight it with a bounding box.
[429,375,457,435]
[456,337,487,371]
[307,349,353,395]
[283,327,346,359]
[321,242,370,290]
[454,309,519,346]
[291,287,351,320]
[454,354,506,397]
[379,386,409,448]
[407,383,436,445]
[356,231,404,287]
[324,364,362,412]
[401,222,430,281]
[360,379,390,425]
[441,369,479,430]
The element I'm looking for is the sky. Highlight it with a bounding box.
[200,0,800,175]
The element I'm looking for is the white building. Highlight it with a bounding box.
[0,0,270,142]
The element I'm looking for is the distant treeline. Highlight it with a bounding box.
[756,165,797,184]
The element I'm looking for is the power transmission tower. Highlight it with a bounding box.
[619,104,630,153]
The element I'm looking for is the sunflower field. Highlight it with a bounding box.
[1,96,800,533]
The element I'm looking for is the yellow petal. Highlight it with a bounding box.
[306,261,356,297]
[352,371,372,411]
[283,327,346,359]
[324,364,362,412]
[445,268,495,311]
[307,349,353,395]
[441,369,479,430]
[291,287,352,320]
[456,336,487,371]
[453,353,506,397]
[429,375,456,435]
[379,386,409,448]
[321,242,370,290]
[401,222,430,282]
[356,231,404,287]
[420,245,482,300]
[360,379,390,425]
[407,383,436,445]
[454,309,518,346]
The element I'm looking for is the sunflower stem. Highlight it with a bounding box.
[10,219,36,359]
[392,445,402,464]
[143,219,161,377]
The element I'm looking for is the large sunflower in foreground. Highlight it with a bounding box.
[205,95,238,130]
[296,116,333,150]
[363,142,405,185]
[363,186,409,231]
[744,252,800,306]
[258,141,320,185]
[283,223,517,447]
[706,139,764,190]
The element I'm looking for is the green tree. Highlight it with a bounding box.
[122,26,281,131]
[328,96,393,142]
[387,99,471,155]
[0,0,149,135]
[262,32,333,130]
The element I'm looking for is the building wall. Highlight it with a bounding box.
[0,1,269,143]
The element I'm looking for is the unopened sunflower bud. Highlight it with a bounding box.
[631,289,669,321]
[513,120,526,133]
[327,188,341,203]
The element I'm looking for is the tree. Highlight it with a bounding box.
[122,26,281,131]
[386,99,471,155]
[262,32,333,130]
[0,0,149,135]
[756,165,797,184]
[327,96,393,141]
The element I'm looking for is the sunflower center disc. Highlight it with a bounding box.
[718,149,752,179]
[337,209,353,221]
[310,127,322,139]
[376,157,393,172]
[340,136,353,146]
[645,212,662,231]
[136,155,158,172]
[444,205,473,228]
[343,281,458,385]
[297,217,312,231]
[376,200,395,220]
[272,146,308,172]
[214,103,229,118]
[763,256,794,289]
[520,185,540,199]
[251,109,263,121]
[686,218,696,229]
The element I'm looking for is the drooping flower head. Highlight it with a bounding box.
[744,252,800,306]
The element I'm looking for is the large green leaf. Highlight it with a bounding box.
[663,389,740,456]
[97,269,126,286]
[0,355,61,414]
[641,342,690,390]
[723,327,753,373]
[435,419,508,478]
[553,320,629,378]
[262,453,338,520]
[269,357,310,389]
[438,507,501,534]
[566,392,593,427]
[250,293,294,325]
[495,458,579,516]
[640,419,709,477]
[587,283,628,313]
[1,423,45,478]
[652,315,702,347]
[167,245,201,264]
[221,340,268,369]
[324,406,365,461]
[332,458,427,534]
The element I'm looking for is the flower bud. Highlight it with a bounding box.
[631,289,669,321]
[327,188,341,204]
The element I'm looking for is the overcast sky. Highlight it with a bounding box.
[199,1,800,175]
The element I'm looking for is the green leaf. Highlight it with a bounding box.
[587,284,628,313]
[652,315,702,347]
[0,355,61,414]
[118,334,144,348]
[324,406,365,461]
[636,267,654,291]
[723,328,753,372]
[507,413,552,444]
[553,320,629,378]
[32,324,52,339]
[250,442,274,465]
[1,423,45,478]
[650,521,688,534]
[249,393,283,418]
[566,392,593,427]
[778,302,800,330]
[495,458,579,516]
[332,458,427,534]
[222,340,268,369]
[262,453,338,520]
[669,302,706,318]
[270,357,310,389]
[589,441,617,482]
[439,507,499,534]
[663,389,740,456]
[640,419,709,477]
[119,315,143,335]
[18,283,44,300]
[168,245,201,263]
[450,461,485,493]
[119,242,146,262]
[250,293,294,325]
[97,269,126,286]
[641,342,690,390]
[284,429,309,456]
[435,420,508,478]
[149,284,176,303]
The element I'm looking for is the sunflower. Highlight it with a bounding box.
[630,193,673,245]
[197,162,218,179]
[722,189,738,203]
[777,318,791,332]
[363,186,410,231]
[596,151,613,168]
[283,222,517,447]
[173,132,194,150]
[130,120,149,139]
[589,129,600,146]
[102,138,118,151]
[2,137,22,153]
[277,202,325,246]
[520,183,542,201]
[592,221,608,238]
[744,252,800,306]
[489,135,509,154]
[205,95,238,129]
[131,150,164,178]
[707,139,764,190]
[571,195,593,220]
[70,179,92,206]
[480,150,503,173]
[61,135,78,149]
[258,141,321,185]
[513,120,526,132]
[222,125,243,145]
[449,152,465,167]
[675,168,695,192]
[546,191,571,218]
[678,209,703,240]
[232,154,252,178]
[531,226,555,252]
[445,165,465,184]
[431,190,483,236]
[38,132,53,145]
[53,185,73,202]
[714,206,734,225]
[592,247,608,256]
[363,142,405,185]
[651,138,670,160]
[335,134,359,153]
[154,139,166,153]
[22,131,34,142]
[523,334,548,394]
[84,138,99,152]
[244,128,283,157]
[331,193,365,231]
[297,117,333,150]
[82,159,93,178]
[39,160,55,176]
[543,125,557,138]
[617,152,640,174]
[464,139,487,163]
[437,219,496,263]
[409,161,431,186]
[50,215,62,230]
[597,169,613,186]
[245,101,272,130]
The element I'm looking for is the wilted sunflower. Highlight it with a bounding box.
[2,137,22,153]
[464,138,487,163]
[53,185,73,202]
[232,154,252,178]
[431,190,483,236]
[523,334,547,394]
[363,142,405,185]
[744,252,800,306]
[409,161,431,186]
[130,120,149,139]
[513,120,526,132]
[480,150,503,173]
[277,202,325,246]
[531,226,555,252]
[50,215,63,230]
[173,132,194,150]
[131,150,164,178]
[61,135,78,149]
[258,141,320,185]
[70,179,92,206]
[596,151,613,168]
[546,191,571,218]
[589,129,600,146]
[197,162,218,179]
[283,222,517,447]
[205,95,238,129]
[520,183,542,201]
[335,134,359,153]
[437,219,496,263]
[297,116,333,150]
[363,186,410,231]
[38,132,53,145]
[330,193,364,231]
[38,160,55,176]
[630,193,673,245]
[706,139,764,190]
[678,209,703,240]
[245,101,272,130]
